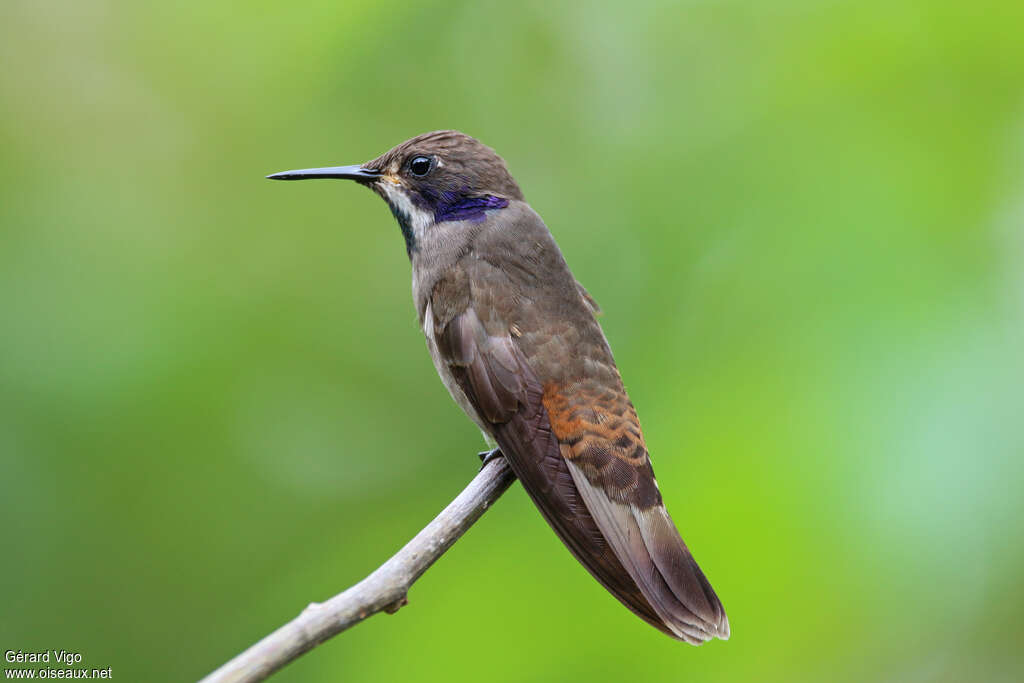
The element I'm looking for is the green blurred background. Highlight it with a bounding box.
[2,0,1023,681]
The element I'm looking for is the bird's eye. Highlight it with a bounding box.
[409,156,432,177]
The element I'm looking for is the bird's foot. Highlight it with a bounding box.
[478,447,504,471]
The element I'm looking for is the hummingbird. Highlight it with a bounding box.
[268,130,729,644]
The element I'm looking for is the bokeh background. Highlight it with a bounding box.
[2,1,1023,681]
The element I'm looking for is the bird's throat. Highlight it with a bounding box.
[376,182,433,258]
[376,183,510,259]
[388,202,418,257]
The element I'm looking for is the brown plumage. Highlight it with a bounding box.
[268,130,729,643]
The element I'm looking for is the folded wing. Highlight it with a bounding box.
[434,300,728,643]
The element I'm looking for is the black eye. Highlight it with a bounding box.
[409,156,432,177]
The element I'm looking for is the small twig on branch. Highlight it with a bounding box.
[199,457,516,683]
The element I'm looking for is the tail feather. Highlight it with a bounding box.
[566,460,729,643]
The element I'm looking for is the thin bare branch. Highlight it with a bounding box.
[199,457,516,683]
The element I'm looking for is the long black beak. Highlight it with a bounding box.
[266,165,382,181]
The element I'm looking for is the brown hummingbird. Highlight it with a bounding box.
[268,130,729,644]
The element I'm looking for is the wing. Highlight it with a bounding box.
[544,379,729,642]
[430,266,728,643]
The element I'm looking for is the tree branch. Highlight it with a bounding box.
[199,457,516,683]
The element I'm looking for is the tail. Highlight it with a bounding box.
[564,459,730,644]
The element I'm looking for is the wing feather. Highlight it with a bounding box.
[436,301,727,642]
[565,460,729,642]
[438,306,675,634]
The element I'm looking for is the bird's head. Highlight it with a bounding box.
[268,130,523,255]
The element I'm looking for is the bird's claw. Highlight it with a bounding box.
[478,447,504,470]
